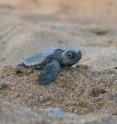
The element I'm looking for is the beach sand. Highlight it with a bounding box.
[0,1,117,123]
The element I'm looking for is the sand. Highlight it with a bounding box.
[0,64,117,115]
[0,1,117,123]
[0,0,117,23]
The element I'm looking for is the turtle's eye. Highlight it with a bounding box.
[67,52,74,59]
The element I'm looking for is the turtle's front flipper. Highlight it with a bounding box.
[38,60,60,85]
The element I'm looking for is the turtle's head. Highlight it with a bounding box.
[61,49,82,66]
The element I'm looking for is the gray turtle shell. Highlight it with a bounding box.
[21,48,56,67]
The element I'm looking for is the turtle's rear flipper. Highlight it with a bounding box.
[15,64,27,74]
[15,64,34,74]
[38,60,60,85]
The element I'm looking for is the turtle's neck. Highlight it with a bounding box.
[52,49,64,64]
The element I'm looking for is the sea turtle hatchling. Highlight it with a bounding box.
[16,48,82,85]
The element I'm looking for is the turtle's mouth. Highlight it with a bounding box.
[77,53,82,60]
[77,50,82,60]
